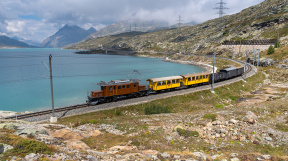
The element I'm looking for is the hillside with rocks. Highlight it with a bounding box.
[69,0,288,56]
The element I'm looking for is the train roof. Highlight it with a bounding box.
[146,76,182,82]
[97,79,141,86]
[220,67,237,72]
[181,71,211,78]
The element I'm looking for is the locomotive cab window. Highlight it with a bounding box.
[134,83,137,87]
[109,86,112,91]
[122,85,125,89]
[188,77,191,81]
[114,86,116,90]
[118,86,121,89]
[157,82,161,86]
[176,79,180,83]
[127,85,130,88]
[101,86,106,90]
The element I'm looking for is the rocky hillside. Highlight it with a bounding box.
[69,0,288,55]
[87,19,170,39]
[0,35,35,48]
[40,25,96,48]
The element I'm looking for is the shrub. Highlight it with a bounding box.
[274,41,280,48]
[215,104,223,109]
[267,45,275,55]
[203,113,217,121]
[90,120,96,124]
[144,104,170,115]
[177,128,199,138]
[275,123,288,132]
[115,109,122,116]
[5,139,52,157]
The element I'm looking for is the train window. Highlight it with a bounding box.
[200,76,202,79]
[134,83,137,87]
[192,77,195,80]
[157,82,161,86]
[122,85,125,89]
[118,86,121,89]
[127,85,130,88]
[162,81,166,85]
[172,80,176,84]
[114,86,116,90]
[109,86,112,91]
[206,75,208,78]
[167,80,171,84]
[188,77,191,81]
[101,86,106,90]
[176,79,180,83]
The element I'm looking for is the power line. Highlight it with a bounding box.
[214,0,229,30]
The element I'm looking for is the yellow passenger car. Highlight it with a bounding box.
[181,72,210,86]
[147,76,183,91]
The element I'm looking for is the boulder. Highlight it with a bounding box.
[24,153,38,161]
[64,140,90,150]
[242,111,257,124]
[50,129,88,140]
[14,128,37,136]
[161,152,170,159]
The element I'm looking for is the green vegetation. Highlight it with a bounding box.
[144,104,171,115]
[274,41,280,48]
[203,113,217,121]
[0,133,53,158]
[267,45,275,55]
[215,104,224,109]
[177,128,199,138]
[275,123,288,132]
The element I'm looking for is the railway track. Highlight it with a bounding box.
[4,58,254,121]
[4,104,89,120]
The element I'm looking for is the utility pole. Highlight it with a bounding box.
[257,49,260,73]
[49,54,57,123]
[211,52,215,93]
[244,50,247,82]
[177,15,183,28]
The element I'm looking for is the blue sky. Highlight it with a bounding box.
[0,0,264,42]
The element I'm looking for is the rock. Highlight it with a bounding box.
[192,152,207,160]
[37,134,62,145]
[64,140,90,150]
[229,119,238,124]
[109,146,136,151]
[152,155,158,160]
[50,129,88,140]
[2,144,13,153]
[24,153,38,161]
[253,140,260,145]
[161,152,170,158]
[142,149,159,155]
[14,128,37,136]
[174,155,181,159]
[262,155,271,160]
[264,137,272,141]
[87,155,97,161]
[0,123,17,130]
[242,111,257,124]
[0,144,4,154]
[90,130,101,137]
[229,153,238,158]
[231,158,240,161]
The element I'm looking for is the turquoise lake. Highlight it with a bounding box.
[0,48,205,112]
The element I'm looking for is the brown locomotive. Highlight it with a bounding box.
[87,79,147,104]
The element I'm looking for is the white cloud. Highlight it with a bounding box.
[0,0,265,42]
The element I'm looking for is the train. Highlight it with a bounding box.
[87,66,244,105]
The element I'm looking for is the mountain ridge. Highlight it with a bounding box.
[40,24,97,48]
